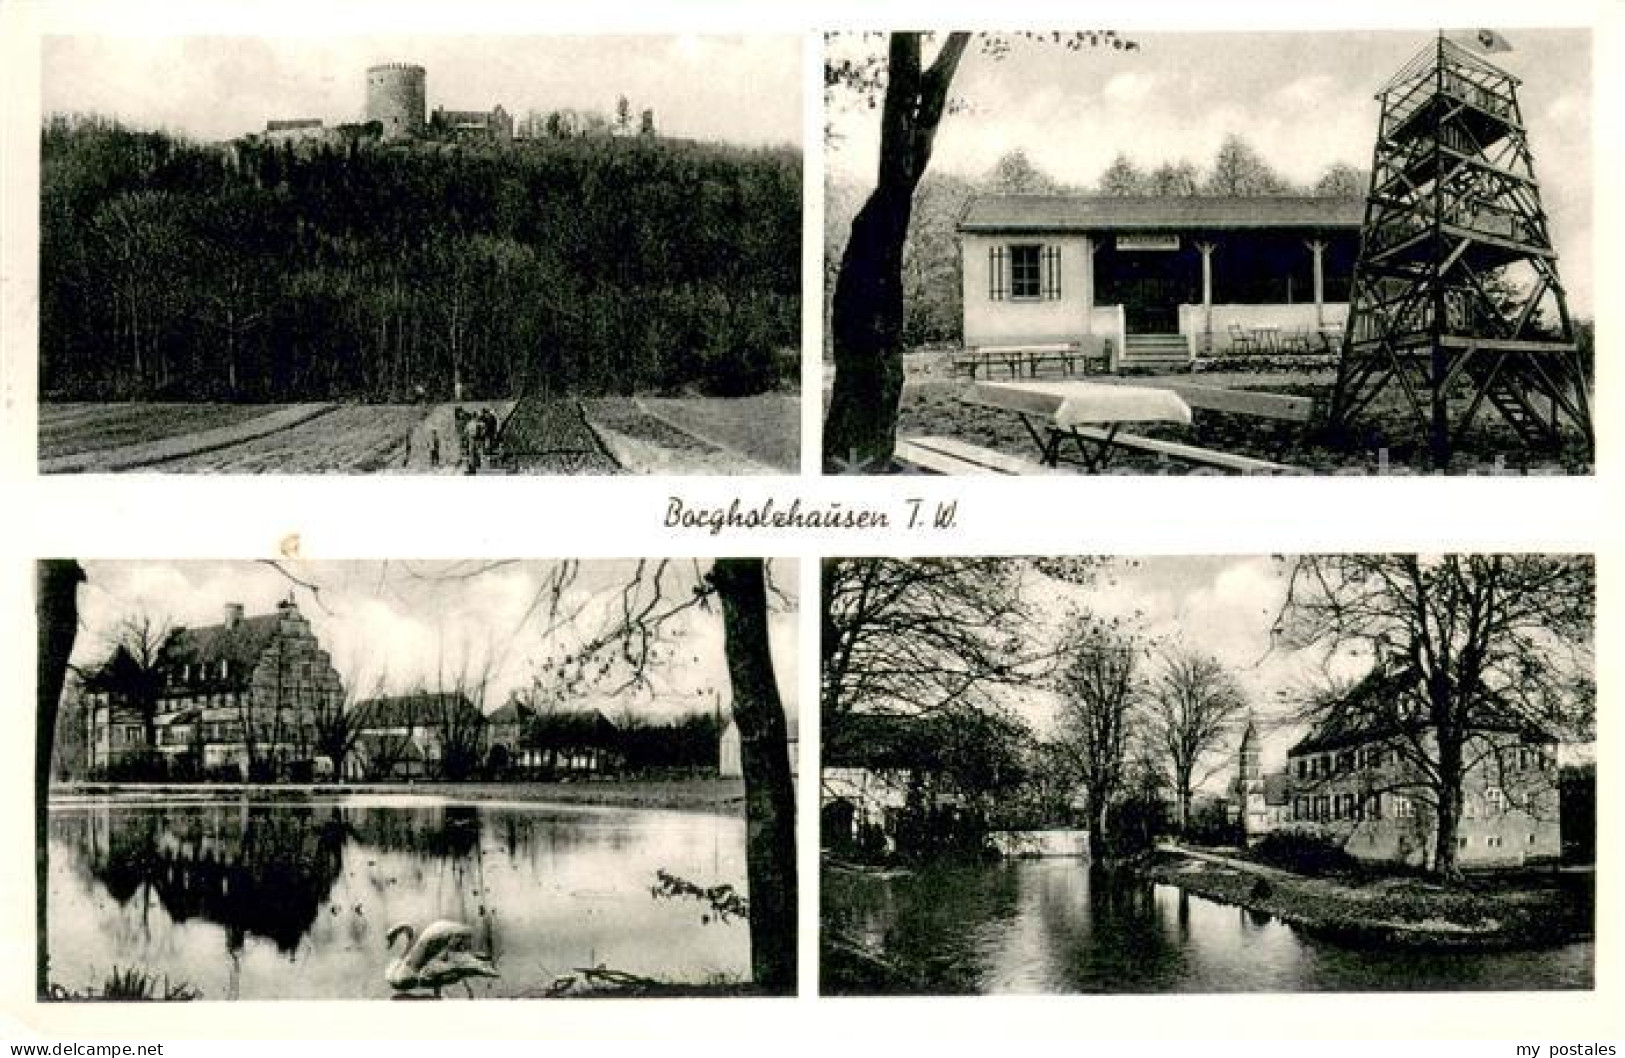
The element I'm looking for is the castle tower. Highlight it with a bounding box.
[365,63,427,141]
[1330,34,1591,466]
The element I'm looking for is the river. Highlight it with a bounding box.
[44,793,750,1000]
[824,858,1593,994]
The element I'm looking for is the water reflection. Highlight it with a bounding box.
[48,795,749,1000]
[825,859,1593,994]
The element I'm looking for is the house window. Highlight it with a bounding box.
[990,243,1061,302]
[1394,796,1414,819]
[1485,787,1506,813]
[1010,244,1042,299]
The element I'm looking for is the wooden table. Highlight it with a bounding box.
[964,380,1194,472]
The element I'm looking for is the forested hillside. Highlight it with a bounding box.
[41,117,801,401]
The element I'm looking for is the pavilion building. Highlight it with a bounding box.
[958,195,1363,369]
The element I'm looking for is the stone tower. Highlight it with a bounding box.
[365,63,427,141]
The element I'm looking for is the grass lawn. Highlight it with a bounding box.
[1147,846,1593,950]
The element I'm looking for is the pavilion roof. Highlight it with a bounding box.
[959,194,1364,234]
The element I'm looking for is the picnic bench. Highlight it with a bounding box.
[895,435,1061,476]
[945,380,1312,474]
[951,341,1108,381]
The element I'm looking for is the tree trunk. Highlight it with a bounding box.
[1433,736,1465,882]
[1090,794,1111,860]
[822,32,968,472]
[711,559,797,994]
[36,560,84,998]
[824,185,915,470]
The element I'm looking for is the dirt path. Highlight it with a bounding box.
[395,401,517,474]
[41,404,337,473]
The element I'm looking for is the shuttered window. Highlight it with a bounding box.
[994,243,1063,301]
[1010,244,1041,298]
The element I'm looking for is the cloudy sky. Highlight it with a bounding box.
[68,559,799,721]
[827,29,1593,311]
[1012,556,1365,776]
[42,35,802,147]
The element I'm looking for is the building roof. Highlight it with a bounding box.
[527,707,619,746]
[486,700,533,726]
[83,644,149,692]
[354,732,426,763]
[161,612,284,672]
[353,691,484,731]
[1286,662,1560,757]
[1262,772,1292,806]
[267,119,323,131]
[1287,664,1424,757]
[959,194,1364,234]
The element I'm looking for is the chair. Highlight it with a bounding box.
[1227,323,1259,355]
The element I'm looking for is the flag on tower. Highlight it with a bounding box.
[1449,28,1514,54]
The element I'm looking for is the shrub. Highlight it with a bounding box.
[1250,830,1360,876]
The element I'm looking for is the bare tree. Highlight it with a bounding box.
[1052,616,1146,859]
[1145,646,1248,833]
[821,557,1046,722]
[103,610,177,755]
[1275,554,1594,881]
[312,666,385,781]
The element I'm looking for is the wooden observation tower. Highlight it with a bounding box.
[1330,34,1591,465]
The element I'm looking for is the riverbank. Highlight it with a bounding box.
[51,777,747,814]
[1145,844,1593,952]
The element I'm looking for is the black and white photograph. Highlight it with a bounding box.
[820,555,1596,994]
[34,558,799,999]
[822,30,1594,475]
[37,36,802,474]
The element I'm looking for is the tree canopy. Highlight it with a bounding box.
[41,116,800,402]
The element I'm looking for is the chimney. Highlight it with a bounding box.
[224,603,244,629]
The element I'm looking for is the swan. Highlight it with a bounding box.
[385,919,499,998]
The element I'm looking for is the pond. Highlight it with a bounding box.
[45,793,750,1000]
[824,858,1593,994]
